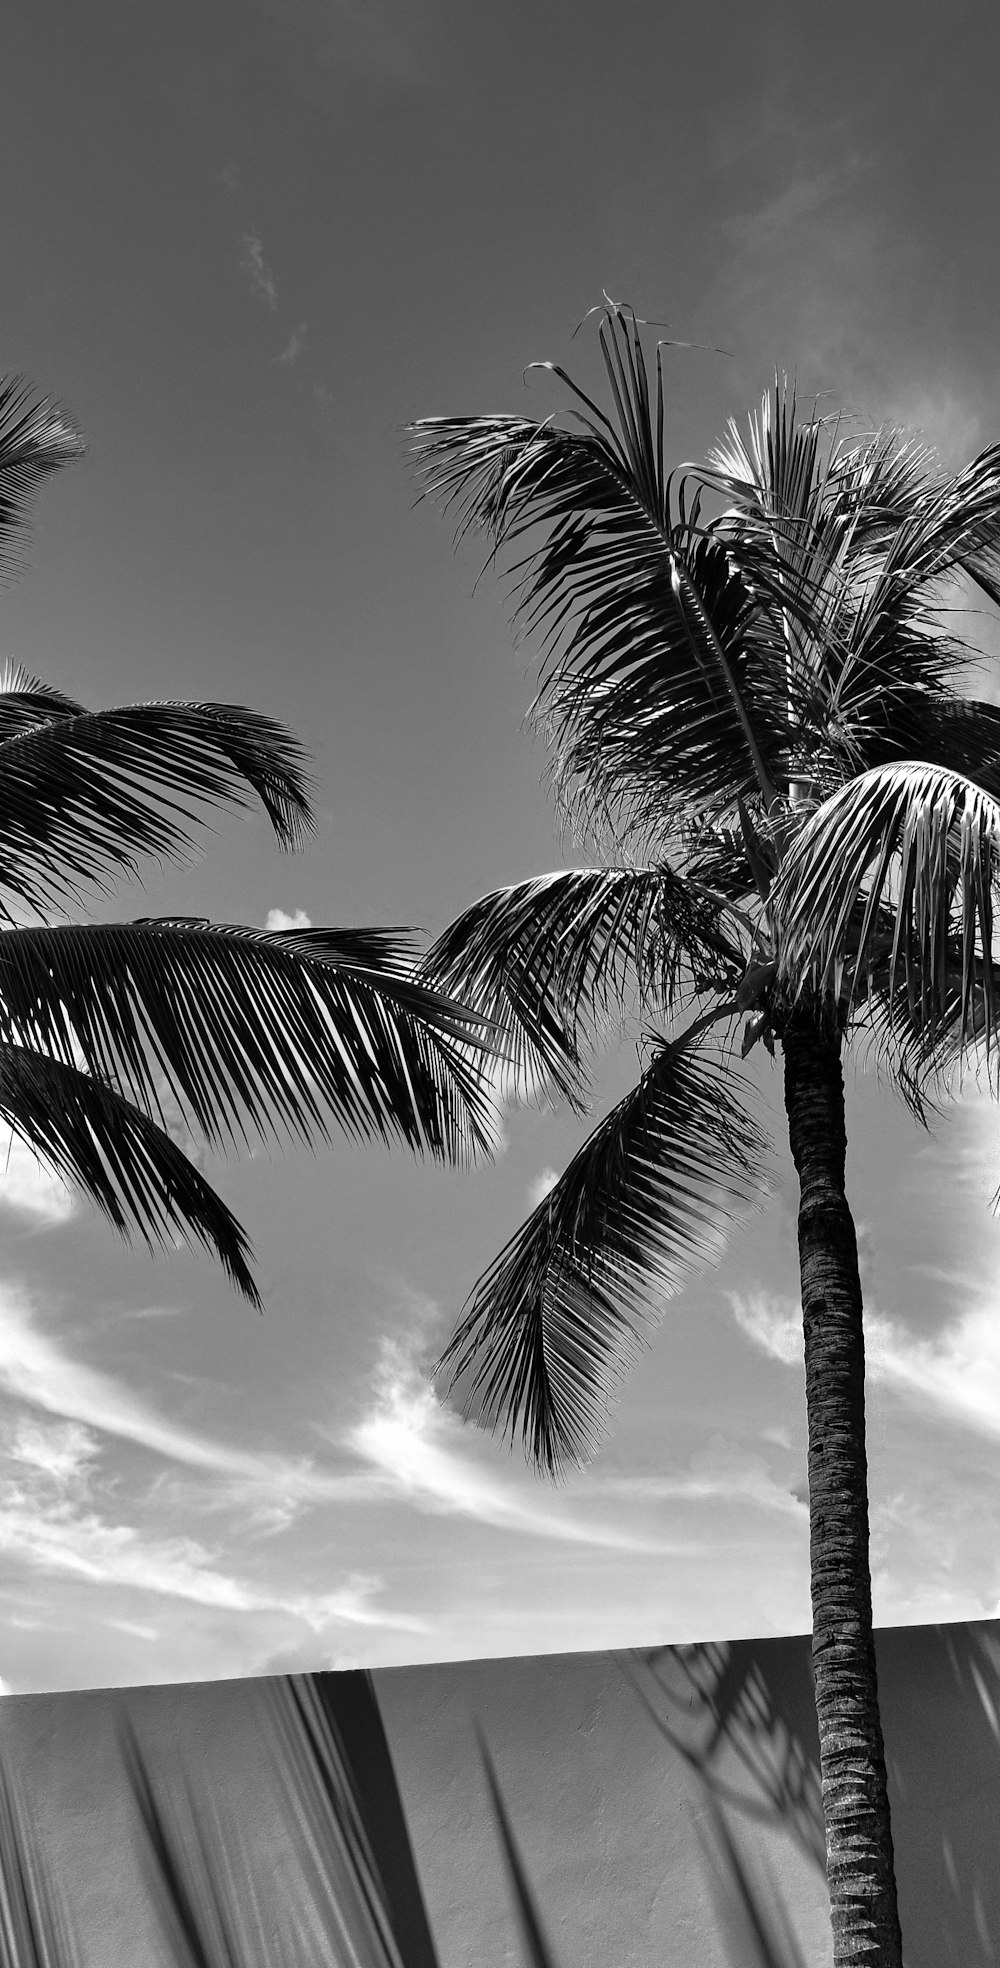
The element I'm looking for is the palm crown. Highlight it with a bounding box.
[411,303,1000,1473]
[0,379,500,1307]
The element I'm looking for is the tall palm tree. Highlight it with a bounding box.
[409,303,1000,1968]
[0,378,499,1304]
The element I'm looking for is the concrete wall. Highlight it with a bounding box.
[0,1619,998,1965]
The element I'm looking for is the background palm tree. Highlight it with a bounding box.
[410,302,1000,1968]
[0,377,499,1306]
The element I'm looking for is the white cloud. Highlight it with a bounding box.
[730,1278,1000,1446]
[527,1165,559,1209]
[276,322,308,367]
[0,1285,376,1511]
[344,1328,693,1554]
[264,907,312,932]
[240,230,278,311]
[0,1401,424,1634]
[0,1134,75,1225]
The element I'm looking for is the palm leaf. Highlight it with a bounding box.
[0,1045,260,1304]
[410,305,790,833]
[0,692,316,909]
[0,919,502,1166]
[419,864,746,1111]
[0,380,85,585]
[842,687,1000,799]
[773,761,1000,1069]
[438,1029,768,1472]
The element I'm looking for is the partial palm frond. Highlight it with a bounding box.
[0,661,85,736]
[852,930,1000,1123]
[0,919,501,1165]
[842,687,1000,799]
[438,1030,768,1472]
[0,1045,260,1304]
[0,379,85,584]
[773,761,1000,1069]
[0,696,316,909]
[419,865,746,1111]
[410,306,791,829]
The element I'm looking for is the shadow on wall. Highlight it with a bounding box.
[875,1620,1000,1968]
[0,1620,997,1964]
[612,1626,1000,1968]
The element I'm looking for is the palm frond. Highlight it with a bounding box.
[438,1028,768,1473]
[410,305,790,830]
[773,761,1000,1070]
[0,695,316,909]
[419,865,746,1111]
[0,379,85,585]
[0,919,501,1166]
[0,1045,261,1304]
[842,687,1000,798]
[0,661,85,735]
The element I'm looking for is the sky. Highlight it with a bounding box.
[1,0,1000,1692]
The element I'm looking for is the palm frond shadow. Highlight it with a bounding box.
[119,1671,441,1968]
[618,1641,826,1874]
[694,1791,809,1968]
[0,1760,79,1968]
[474,1696,812,1968]
[474,1725,564,1968]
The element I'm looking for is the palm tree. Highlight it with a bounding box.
[0,378,499,1305]
[409,303,1000,1967]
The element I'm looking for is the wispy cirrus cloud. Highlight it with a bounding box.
[275,322,308,368]
[344,1323,696,1554]
[240,230,278,311]
[730,1285,1000,1446]
[0,1410,422,1631]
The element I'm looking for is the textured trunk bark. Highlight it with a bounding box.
[782,1011,904,1968]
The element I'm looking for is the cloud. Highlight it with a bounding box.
[527,1166,559,1209]
[240,230,278,311]
[344,1327,692,1554]
[580,1436,807,1521]
[218,161,242,195]
[264,907,312,932]
[730,1277,1000,1446]
[0,1133,75,1225]
[0,1284,375,1510]
[276,322,308,368]
[0,1402,424,1634]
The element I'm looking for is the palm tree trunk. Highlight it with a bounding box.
[781,1010,903,1968]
